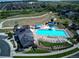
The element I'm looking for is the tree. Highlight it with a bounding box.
[0,11,8,19]
[45,4,56,12]
[63,20,69,28]
[6,32,13,39]
[32,44,37,52]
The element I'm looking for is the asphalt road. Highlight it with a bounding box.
[68,53,79,58]
[0,40,10,57]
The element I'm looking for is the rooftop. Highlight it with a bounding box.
[14,25,34,48]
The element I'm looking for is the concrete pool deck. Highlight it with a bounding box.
[31,28,72,45]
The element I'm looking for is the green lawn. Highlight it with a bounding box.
[7,11,48,19]
[0,9,48,19]
[39,40,71,47]
[0,29,13,33]
[13,48,79,58]
[23,48,49,54]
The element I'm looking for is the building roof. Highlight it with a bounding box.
[14,26,34,48]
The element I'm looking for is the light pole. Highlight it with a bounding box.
[48,11,52,20]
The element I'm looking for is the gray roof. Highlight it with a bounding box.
[14,27,34,48]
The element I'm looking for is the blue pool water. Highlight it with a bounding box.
[36,29,69,37]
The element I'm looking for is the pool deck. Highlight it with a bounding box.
[30,26,73,45]
[31,29,67,43]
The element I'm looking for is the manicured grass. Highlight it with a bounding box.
[13,48,79,58]
[39,40,70,47]
[57,23,65,29]
[23,48,49,54]
[0,29,13,33]
[7,11,48,19]
[0,10,47,19]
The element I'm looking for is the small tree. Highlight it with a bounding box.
[6,32,13,39]
[32,43,37,52]
[63,20,69,28]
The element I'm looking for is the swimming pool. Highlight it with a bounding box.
[36,29,69,37]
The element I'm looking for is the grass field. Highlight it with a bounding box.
[0,29,13,33]
[2,12,51,27]
[39,40,71,47]
[23,48,49,54]
[0,11,49,24]
[7,11,49,19]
